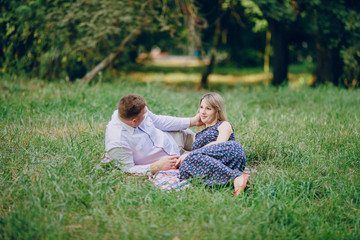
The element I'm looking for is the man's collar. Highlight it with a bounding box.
[116,115,136,134]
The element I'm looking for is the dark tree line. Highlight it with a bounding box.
[1,0,359,88]
[197,0,360,87]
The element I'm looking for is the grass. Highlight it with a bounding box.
[1,76,359,239]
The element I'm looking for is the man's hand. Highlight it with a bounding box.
[190,113,203,127]
[150,155,179,174]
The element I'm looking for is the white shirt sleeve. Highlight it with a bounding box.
[105,108,190,175]
[147,108,190,131]
[108,147,151,174]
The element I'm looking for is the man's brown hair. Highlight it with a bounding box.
[118,94,147,119]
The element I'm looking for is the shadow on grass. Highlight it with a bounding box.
[159,81,270,92]
[94,63,313,91]
[123,63,265,76]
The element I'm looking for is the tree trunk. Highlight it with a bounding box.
[264,30,271,77]
[80,28,142,84]
[200,18,221,89]
[312,42,342,86]
[268,19,289,86]
[200,53,216,89]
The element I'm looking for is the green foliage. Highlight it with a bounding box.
[1,0,359,86]
[240,0,268,32]
[1,0,53,77]
[197,0,267,68]
[252,0,297,22]
[44,0,193,80]
[1,0,191,80]
[341,46,360,87]
[1,77,359,239]
[300,0,358,49]
[298,0,360,86]
[245,0,360,86]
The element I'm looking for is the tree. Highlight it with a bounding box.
[1,0,205,82]
[297,0,360,87]
[198,0,251,88]
[0,0,59,78]
[46,0,197,83]
[240,0,270,76]
[199,0,222,89]
[252,0,360,87]
[252,0,298,86]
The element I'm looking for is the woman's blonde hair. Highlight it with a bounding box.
[199,92,227,122]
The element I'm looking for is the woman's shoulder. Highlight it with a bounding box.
[218,121,232,128]
[217,121,233,133]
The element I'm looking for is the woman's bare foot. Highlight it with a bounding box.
[234,176,244,191]
[234,174,250,196]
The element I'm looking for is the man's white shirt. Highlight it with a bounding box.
[105,107,190,174]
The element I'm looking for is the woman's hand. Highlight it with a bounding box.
[175,153,189,168]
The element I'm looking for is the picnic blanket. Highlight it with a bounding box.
[149,170,191,191]
[148,168,257,191]
[101,153,257,191]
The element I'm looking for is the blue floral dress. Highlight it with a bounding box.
[179,121,247,186]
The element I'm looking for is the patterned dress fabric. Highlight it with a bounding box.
[179,121,246,186]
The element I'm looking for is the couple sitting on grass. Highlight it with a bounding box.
[105,92,250,196]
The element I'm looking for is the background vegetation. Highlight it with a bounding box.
[1,77,359,239]
[1,0,359,87]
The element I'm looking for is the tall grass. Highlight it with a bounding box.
[1,77,359,239]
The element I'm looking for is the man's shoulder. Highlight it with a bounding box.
[106,120,132,136]
[105,121,132,151]
[105,112,133,143]
[106,121,124,132]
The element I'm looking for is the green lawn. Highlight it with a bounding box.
[1,77,359,239]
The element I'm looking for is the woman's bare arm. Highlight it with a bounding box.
[203,121,233,148]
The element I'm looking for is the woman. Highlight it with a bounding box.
[176,92,249,196]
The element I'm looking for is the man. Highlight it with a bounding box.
[105,94,202,174]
